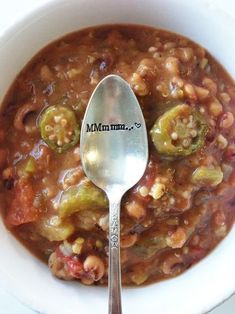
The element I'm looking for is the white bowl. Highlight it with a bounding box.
[0,0,235,313]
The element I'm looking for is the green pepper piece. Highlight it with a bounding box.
[131,234,167,258]
[58,181,108,218]
[191,166,223,187]
[40,105,80,153]
[150,104,207,157]
[24,157,37,174]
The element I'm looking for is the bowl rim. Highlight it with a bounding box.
[0,1,235,314]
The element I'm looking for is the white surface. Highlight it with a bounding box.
[0,0,235,314]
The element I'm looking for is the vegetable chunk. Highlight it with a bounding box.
[40,105,80,153]
[6,178,39,226]
[150,104,207,157]
[38,216,75,241]
[58,181,108,218]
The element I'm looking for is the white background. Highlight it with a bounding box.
[0,0,235,313]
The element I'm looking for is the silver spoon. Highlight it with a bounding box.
[80,74,148,314]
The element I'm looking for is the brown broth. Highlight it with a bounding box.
[0,24,235,286]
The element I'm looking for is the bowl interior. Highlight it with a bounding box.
[0,0,235,313]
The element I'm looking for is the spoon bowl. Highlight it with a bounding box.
[81,75,148,193]
[80,74,148,314]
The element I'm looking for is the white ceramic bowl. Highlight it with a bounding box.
[1,0,235,313]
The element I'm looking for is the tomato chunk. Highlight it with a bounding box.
[6,178,39,226]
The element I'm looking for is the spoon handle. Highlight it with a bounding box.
[108,199,122,314]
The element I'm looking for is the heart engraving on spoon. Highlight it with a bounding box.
[135,122,141,128]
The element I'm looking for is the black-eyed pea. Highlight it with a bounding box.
[219,92,231,105]
[184,84,197,101]
[67,68,82,79]
[98,214,109,231]
[48,252,73,280]
[148,46,158,53]
[14,103,36,131]
[165,57,180,74]
[40,65,54,82]
[194,85,209,101]
[209,98,223,117]
[137,58,156,77]
[125,200,146,220]
[81,277,94,285]
[120,233,138,248]
[171,76,184,88]
[83,255,105,281]
[131,272,148,285]
[217,134,228,150]
[161,254,184,275]
[163,42,177,50]
[156,82,169,97]
[153,52,162,59]
[130,73,149,96]
[139,185,149,197]
[202,77,217,95]
[179,47,193,62]
[220,112,234,129]
[166,227,187,249]
[199,58,208,69]
[2,167,14,180]
[73,147,80,161]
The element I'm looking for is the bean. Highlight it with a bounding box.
[219,92,231,105]
[98,214,109,231]
[137,58,155,77]
[139,185,149,197]
[194,85,209,100]
[165,57,179,74]
[2,167,14,181]
[130,73,149,96]
[73,147,80,161]
[148,46,158,53]
[126,200,146,220]
[161,254,184,275]
[67,68,82,79]
[220,112,234,129]
[62,167,84,190]
[81,277,94,285]
[225,144,235,163]
[120,233,138,248]
[156,82,169,97]
[166,227,187,248]
[163,42,176,50]
[83,255,105,281]
[48,252,73,280]
[217,134,228,150]
[179,47,193,62]
[40,65,54,82]
[209,98,223,117]
[14,103,36,131]
[199,58,208,69]
[202,77,217,95]
[171,76,184,88]
[184,84,197,101]
[2,167,13,179]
